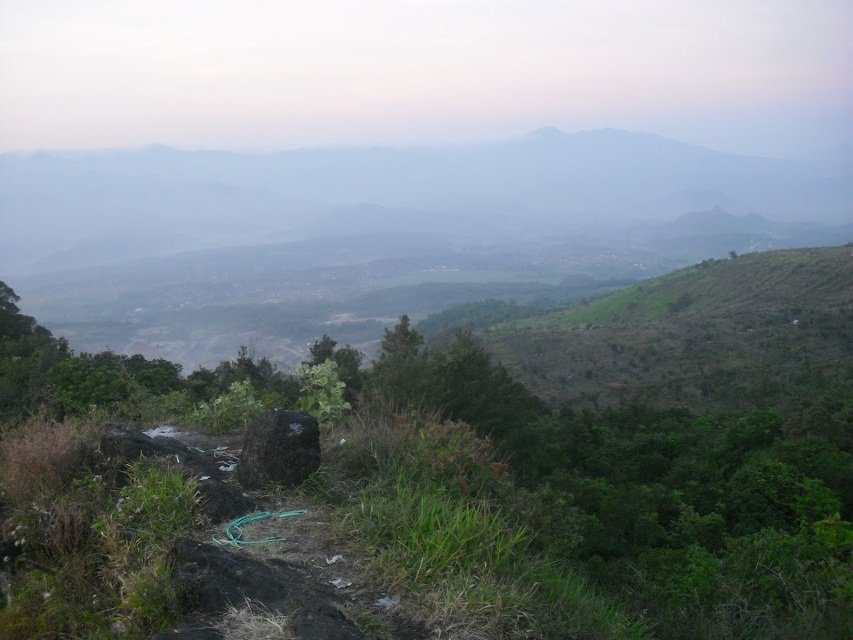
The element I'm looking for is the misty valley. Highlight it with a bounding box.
[4,129,851,372]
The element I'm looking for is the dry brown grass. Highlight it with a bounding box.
[215,601,296,640]
[323,402,446,478]
[0,417,81,507]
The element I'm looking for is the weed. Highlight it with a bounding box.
[215,601,295,640]
[192,380,263,433]
[327,402,417,476]
[0,417,80,507]
[295,360,351,429]
[288,465,349,505]
[94,457,200,559]
[114,558,180,636]
[0,567,108,640]
[524,562,648,640]
[342,607,391,640]
[353,475,534,635]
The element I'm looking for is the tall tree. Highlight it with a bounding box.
[370,315,430,405]
[0,281,70,420]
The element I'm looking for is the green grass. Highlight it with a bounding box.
[0,424,201,639]
[349,472,647,639]
[327,411,650,640]
[356,474,529,582]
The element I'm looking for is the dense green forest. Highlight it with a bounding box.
[0,247,851,638]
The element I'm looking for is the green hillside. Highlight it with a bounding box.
[2,265,852,639]
[482,246,853,411]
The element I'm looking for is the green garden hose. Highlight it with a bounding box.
[212,509,308,547]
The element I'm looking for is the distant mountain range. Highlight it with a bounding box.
[627,207,853,258]
[1,127,850,274]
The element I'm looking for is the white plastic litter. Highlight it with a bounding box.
[143,425,181,439]
[376,595,400,609]
[219,463,237,472]
[199,476,210,481]
[325,555,343,565]
[329,578,352,589]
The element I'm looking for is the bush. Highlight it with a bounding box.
[96,458,200,552]
[192,380,264,432]
[295,360,351,429]
[333,406,644,639]
[0,456,198,640]
[0,418,80,507]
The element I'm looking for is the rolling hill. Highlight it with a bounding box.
[480,246,853,412]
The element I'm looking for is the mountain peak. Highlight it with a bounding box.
[525,126,568,141]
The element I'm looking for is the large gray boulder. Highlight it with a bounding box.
[237,410,321,490]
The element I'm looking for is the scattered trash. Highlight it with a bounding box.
[144,425,181,439]
[339,438,347,446]
[325,554,343,565]
[199,475,210,481]
[214,449,240,472]
[329,578,352,589]
[175,454,180,464]
[376,595,400,609]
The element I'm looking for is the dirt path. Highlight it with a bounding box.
[155,426,429,640]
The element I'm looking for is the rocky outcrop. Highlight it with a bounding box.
[154,538,367,640]
[237,410,321,490]
[93,424,256,522]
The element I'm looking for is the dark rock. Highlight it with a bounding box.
[195,477,256,525]
[170,538,295,611]
[292,601,367,640]
[93,424,256,522]
[100,424,200,469]
[237,410,321,490]
[165,537,367,640]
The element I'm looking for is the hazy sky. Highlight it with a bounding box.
[1,0,851,157]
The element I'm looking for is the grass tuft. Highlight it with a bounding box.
[215,601,295,640]
[0,417,80,506]
[333,405,647,639]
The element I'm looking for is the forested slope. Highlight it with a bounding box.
[482,246,853,411]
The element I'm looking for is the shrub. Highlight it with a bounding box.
[114,559,180,636]
[295,360,351,429]
[0,418,80,507]
[96,458,200,552]
[192,380,264,432]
